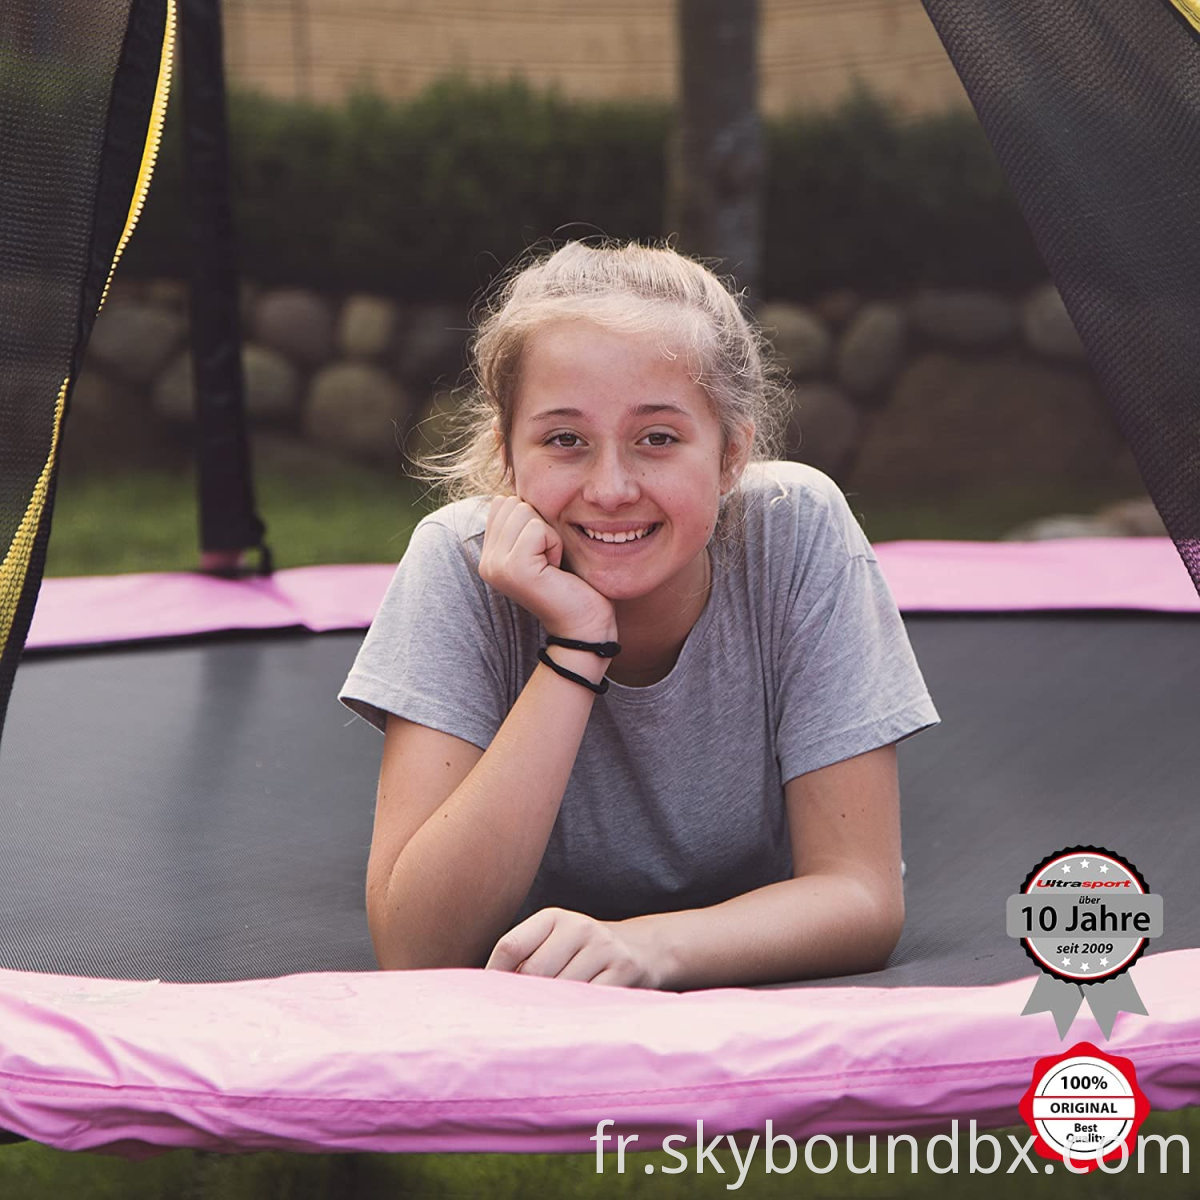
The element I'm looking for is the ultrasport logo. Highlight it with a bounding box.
[1034,879,1134,889]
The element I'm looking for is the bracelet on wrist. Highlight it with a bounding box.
[537,647,609,695]
[545,634,621,658]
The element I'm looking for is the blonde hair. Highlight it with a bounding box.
[410,239,788,509]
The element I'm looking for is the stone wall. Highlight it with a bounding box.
[73,277,1162,538]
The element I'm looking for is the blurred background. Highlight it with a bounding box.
[50,0,1160,577]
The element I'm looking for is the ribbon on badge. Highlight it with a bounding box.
[1006,846,1159,1038]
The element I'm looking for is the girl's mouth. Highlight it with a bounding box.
[572,522,661,548]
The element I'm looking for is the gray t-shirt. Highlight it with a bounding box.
[339,460,939,923]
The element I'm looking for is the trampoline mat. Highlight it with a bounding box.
[0,613,1196,988]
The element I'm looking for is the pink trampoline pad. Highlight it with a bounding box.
[877,538,1200,613]
[26,564,394,651]
[0,951,1197,1157]
[24,540,1200,652]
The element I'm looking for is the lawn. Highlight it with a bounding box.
[2,1109,1196,1198]
[43,439,428,578]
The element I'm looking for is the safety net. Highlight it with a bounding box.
[920,0,1200,593]
[0,0,173,748]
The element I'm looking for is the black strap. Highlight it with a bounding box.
[545,634,621,658]
[537,648,609,695]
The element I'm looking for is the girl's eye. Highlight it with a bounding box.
[546,432,582,448]
[642,431,677,447]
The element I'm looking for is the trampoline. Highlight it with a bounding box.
[3,0,1200,1164]
[1,548,1198,1155]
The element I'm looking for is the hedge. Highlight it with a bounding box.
[121,76,1044,302]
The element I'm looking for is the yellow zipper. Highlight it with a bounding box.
[1,0,178,650]
[100,0,178,311]
[1169,0,1200,33]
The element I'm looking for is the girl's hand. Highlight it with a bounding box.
[479,496,617,642]
[484,907,663,988]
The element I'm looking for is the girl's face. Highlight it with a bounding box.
[506,319,748,605]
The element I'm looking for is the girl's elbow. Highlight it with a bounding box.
[865,888,905,970]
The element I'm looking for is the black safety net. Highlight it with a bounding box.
[0,0,170,749]
[921,0,1200,595]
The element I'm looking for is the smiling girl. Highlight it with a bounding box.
[339,241,938,989]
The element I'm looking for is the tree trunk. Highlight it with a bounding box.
[667,0,764,302]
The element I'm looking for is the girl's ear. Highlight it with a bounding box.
[720,420,754,495]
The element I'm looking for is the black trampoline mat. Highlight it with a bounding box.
[1,615,1196,989]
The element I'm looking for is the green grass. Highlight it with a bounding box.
[2,1109,1196,1197]
[44,449,430,578]
[846,480,1144,544]
[41,447,1146,578]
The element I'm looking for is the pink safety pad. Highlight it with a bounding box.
[0,951,1197,1157]
[24,540,1200,652]
[877,538,1200,614]
[26,564,395,651]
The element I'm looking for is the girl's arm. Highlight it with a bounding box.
[559,744,904,989]
[367,496,618,971]
[632,743,903,988]
[367,646,607,971]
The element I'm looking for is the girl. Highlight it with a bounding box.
[339,241,938,989]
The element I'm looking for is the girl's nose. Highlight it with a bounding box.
[581,447,640,508]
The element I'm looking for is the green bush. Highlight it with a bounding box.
[123,76,1043,302]
[764,90,1043,295]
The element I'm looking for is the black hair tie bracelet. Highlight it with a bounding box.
[545,634,621,658]
[538,648,610,695]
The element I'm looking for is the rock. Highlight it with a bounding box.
[835,302,906,399]
[241,344,301,423]
[62,368,182,473]
[1002,514,1124,540]
[67,368,124,422]
[812,288,860,328]
[240,281,259,325]
[153,351,193,422]
[152,344,301,424]
[1021,283,1087,361]
[87,300,187,386]
[783,381,860,478]
[250,429,346,478]
[338,294,400,361]
[1094,497,1168,537]
[395,304,470,389]
[303,362,414,466]
[757,303,832,379]
[907,289,1017,348]
[142,278,189,311]
[103,277,146,305]
[250,288,335,368]
[847,352,1127,495]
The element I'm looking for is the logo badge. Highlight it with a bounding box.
[1019,1041,1150,1171]
[1006,847,1160,1037]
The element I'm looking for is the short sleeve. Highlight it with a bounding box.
[772,487,939,782]
[338,516,510,749]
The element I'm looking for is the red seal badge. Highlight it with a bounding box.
[1019,1041,1150,1171]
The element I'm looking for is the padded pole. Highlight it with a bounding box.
[179,0,271,575]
